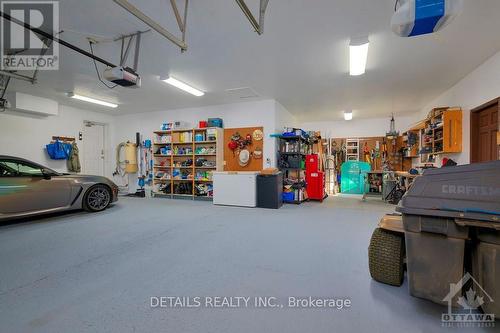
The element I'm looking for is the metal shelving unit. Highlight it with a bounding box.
[277,134,312,204]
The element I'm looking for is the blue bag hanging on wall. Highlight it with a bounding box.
[46,140,72,160]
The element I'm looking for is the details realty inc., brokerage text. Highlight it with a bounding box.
[151,296,352,310]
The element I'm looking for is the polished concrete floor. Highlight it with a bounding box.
[0,196,495,332]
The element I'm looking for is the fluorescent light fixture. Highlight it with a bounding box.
[349,37,369,76]
[67,93,118,108]
[161,76,205,97]
[344,110,353,121]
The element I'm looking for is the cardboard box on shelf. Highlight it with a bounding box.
[260,168,279,175]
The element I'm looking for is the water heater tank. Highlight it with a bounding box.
[391,0,463,37]
[124,142,138,173]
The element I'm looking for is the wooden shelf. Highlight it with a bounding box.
[194,127,219,132]
[170,129,195,133]
[403,108,464,165]
[155,127,219,134]
[194,196,214,200]
[153,127,222,200]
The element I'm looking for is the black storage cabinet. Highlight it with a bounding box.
[257,172,283,209]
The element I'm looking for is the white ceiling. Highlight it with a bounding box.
[8,0,500,121]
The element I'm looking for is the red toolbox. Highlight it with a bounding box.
[306,171,325,201]
[306,154,319,173]
[305,154,325,201]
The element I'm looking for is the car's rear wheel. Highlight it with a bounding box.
[83,185,111,212]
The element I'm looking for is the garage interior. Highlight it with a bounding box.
[0,1,500,332]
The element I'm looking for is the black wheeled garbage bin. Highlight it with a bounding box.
[257,172,283,209]
[396,161,500,310]
[473,229,500,316]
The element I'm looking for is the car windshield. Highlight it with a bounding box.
[0,159,60,177]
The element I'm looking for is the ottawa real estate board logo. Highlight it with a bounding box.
[442,273,495,328]
[1,1,59,70]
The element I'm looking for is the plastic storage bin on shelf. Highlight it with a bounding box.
[208,118,223,128]
[282,192,294,202]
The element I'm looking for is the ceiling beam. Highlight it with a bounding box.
[235,0,270,35]
[259,0,270,33]
[113,0,188,51]
[170,0,185,33]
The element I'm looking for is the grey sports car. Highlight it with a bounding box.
[0,156,118,221]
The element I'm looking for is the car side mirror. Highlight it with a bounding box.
[41,168,52,180]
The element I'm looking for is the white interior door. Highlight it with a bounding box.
[82,122,105,176]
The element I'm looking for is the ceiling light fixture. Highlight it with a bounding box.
[67,93,118,108]
[161,76,204,97]
[344,110,353,121]
[349,37,369,76]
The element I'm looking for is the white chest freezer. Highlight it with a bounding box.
[213,172,259,207]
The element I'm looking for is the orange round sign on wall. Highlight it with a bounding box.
[252,129,263,141]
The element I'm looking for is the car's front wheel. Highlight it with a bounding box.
[83,185,111,212]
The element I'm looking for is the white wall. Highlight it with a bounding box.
[0,98,290,192]
[114,99,277,167]
[275,100,297,132]
[301,114,418,139]
[113,99,280,191]
[0,105,115,177]
[414,50,500,165]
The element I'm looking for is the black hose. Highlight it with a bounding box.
[89,42,117,89]
[0,10,117,68]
